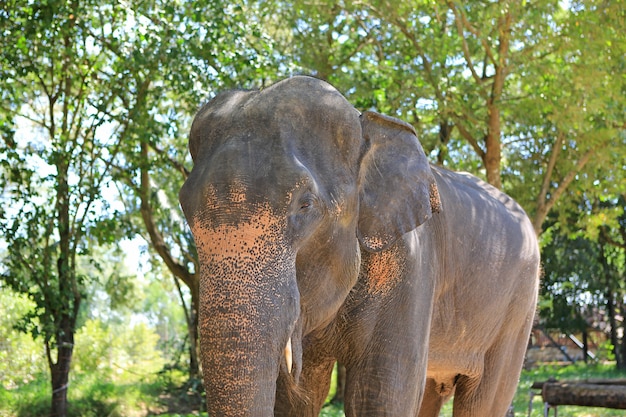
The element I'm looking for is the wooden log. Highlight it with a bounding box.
[532,379,626,390]
[582,379,626,386]
[543,382,626,409]
[531,379,557,390]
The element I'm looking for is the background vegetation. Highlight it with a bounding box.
[1,0,624,416]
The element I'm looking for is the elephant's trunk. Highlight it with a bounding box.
[197,236,300,416]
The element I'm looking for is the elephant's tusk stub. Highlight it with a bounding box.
[285,337,293,374]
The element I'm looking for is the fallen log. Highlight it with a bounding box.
[532,378,626,390]
[543,382,626,409]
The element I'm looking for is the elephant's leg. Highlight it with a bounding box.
[452,326,530,417]
[275,356,335,417]
[417,378,454,417]
[343,351,427,417]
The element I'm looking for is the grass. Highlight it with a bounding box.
[0,376,162,417]
[2,363,626,417]
[318,362,626,417]
[517,362,626,417]
[0,368,190,417]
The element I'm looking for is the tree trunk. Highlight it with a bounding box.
[582,329,588,364]
[50,349,71,417]
[138,141,200,379]
[48,316,76,417]
[174,274,200,379]
[618,294,626,371]
[532,379,626,390]
[599,245,623,369]
[543,382,626,409]
[192,285,201,378]
[606,291,621,369]
[52,147,78,417]
[484,102,502,189]
[482,7,511,191]
[436,121,453,166]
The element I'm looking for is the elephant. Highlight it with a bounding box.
[179,76,540,417]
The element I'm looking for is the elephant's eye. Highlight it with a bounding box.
[298,194,317,212]
[288,193,323,243]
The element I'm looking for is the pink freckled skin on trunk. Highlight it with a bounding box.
[191,201,298,416]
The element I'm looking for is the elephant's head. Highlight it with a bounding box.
[179,76,440,416]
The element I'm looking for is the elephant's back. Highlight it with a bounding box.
[430,165,538,262]
[425,165,539,373]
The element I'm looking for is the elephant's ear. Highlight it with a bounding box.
[357,111,441,252]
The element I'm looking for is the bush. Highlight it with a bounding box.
[1,307,168,417]
[0,290,47,389]
[72,318,165,383]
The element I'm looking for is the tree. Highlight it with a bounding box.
[541,195,626,368]
[504,0,626,234]
[1,1,150,414]
[98,0,281,380]
[374,0,527,189]
[596,196,626,368]
[2,4,624,412]
[540,226,605,335]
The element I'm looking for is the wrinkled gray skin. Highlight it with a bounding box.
[179,76,540,417]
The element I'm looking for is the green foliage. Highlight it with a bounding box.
[72,318,165,379]
[1,377,51,417]
[1,374,161,417]
[1,0,626,414]
[268,0,626,226]
[0,289,47,389]
[540,231,604,333]
[0,298,171,416]
[0,1,149,414]
[540,194,626,365]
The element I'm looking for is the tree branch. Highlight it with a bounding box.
[454,119,486,159]
[533,139,598,234]
[601,232,626,250]
[139,142,195,290]
[537,132,564,212]
[547,148,596,210]
[390,16,447,105]
[150,143,190,178]
[447,0,497,65]
[449,2,485,89]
